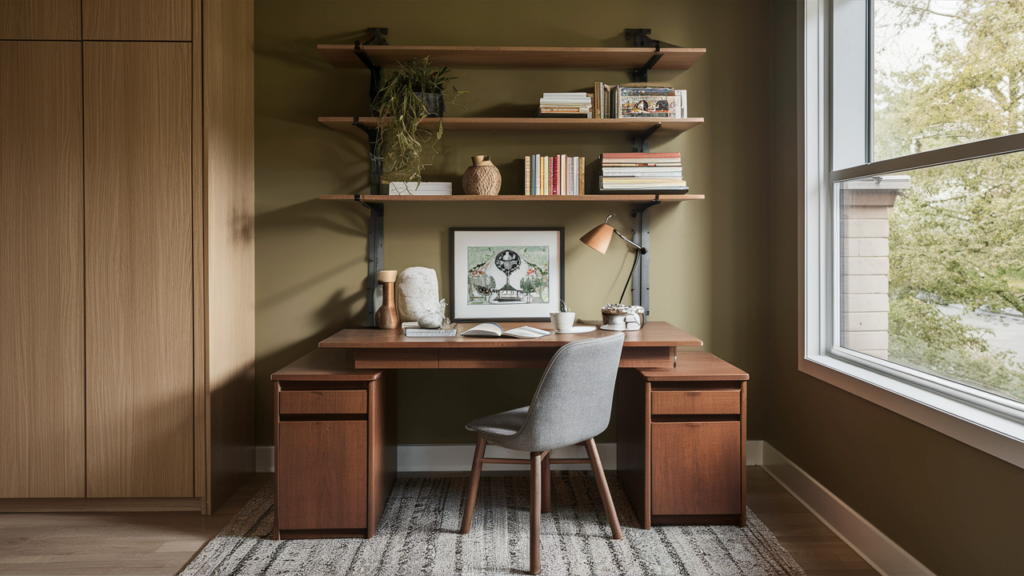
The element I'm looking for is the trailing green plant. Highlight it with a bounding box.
[370,57,465,184]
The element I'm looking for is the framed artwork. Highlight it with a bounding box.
[449,228,565,322]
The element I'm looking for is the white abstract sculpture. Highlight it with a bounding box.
[397,267,439,322]
[417,299,448,329]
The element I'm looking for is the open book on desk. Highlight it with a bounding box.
[461,323,551,339]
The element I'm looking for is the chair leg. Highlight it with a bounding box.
[530,451,543,575]
[584,438,623,540]
[541,452,551,513]
[461,435,487,535]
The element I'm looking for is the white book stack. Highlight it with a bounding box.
[388,182,453,196]
[538,92,593,118]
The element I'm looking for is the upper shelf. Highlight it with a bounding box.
[319,117,704,134]
[320,194,703,203]
[318,45,705,71]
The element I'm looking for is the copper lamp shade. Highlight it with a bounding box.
[580,223,615,254]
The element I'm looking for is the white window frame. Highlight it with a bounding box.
[799,0,1024,470]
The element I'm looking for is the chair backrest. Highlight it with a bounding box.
[510,333,625,453]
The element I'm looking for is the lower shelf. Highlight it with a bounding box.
[320,194,703,203]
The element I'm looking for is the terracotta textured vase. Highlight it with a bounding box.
[462,155,501,195]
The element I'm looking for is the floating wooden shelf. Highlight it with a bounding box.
[318,45,705,71]
[319,117,703,134]
[320,194,703,203]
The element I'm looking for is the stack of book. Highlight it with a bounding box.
[524,154,586,195]
[388,181,452,196]
[593,83,687,119]
[597,153,688,193]
[538,93,593,118]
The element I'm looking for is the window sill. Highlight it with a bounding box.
[799,355,1024,470]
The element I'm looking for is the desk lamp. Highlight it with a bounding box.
[580,214,647,304]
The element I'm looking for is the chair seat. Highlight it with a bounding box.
[465,406,529,439]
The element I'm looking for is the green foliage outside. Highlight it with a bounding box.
[873,1,1024,402]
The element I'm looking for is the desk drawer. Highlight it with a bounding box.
[280,390,367,415]
[651,390,740,415]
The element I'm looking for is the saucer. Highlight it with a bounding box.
[554,325,596,334]
[600,324,641,332]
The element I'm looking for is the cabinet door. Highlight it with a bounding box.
[0,0,80,40]
[278,421,368,531]
[0,41,85,498]
[84,42,193,498]
[83,0,190,41]
[651,421,741,516]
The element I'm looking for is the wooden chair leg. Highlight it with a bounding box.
[541,452,551,513]
[530,451,543,575]
[461,435,487,535]
[584,438,623,540]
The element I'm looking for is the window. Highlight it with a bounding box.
[803,0,1024,460]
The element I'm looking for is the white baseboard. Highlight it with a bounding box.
[746,439,763,465]
[761,442,933,576]
[255,445,274,473]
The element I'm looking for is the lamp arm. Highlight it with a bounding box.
[614,229,647,254]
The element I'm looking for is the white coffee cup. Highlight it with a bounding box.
[549,312,576,332]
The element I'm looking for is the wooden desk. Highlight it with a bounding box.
[272,322,747,539]
[319,321,702,369]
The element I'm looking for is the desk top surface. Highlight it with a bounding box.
[319,321,702,349]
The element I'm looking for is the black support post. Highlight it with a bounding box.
[631,199,660,316]
[359,199,385,327]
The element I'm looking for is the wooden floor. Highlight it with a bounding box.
[0,467,877,576]
[747,467,878,576]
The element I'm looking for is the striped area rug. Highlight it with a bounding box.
[181,473,804,576]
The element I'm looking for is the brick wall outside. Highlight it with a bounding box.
[839,177,909,359]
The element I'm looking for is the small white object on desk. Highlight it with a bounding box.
[555,325,596,334]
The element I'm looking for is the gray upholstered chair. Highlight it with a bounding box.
[460,333,626,575]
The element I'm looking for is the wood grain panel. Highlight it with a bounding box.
[204,0,256,513]
[83,0,190,41]
[614,369,650,529]
[0,41,84,498]
[277,421,367,531]
[367,371,397,537]
[0,0,80,39]
[651,422,741,516]
[279,390,367,415]
[651,390,741,415]
[321,194,703,203]
[0,497,201,512]
[354,349,439,369]
[640,351,749,381]
[84,42,193,498]
[317,45,705,71]
[320,117,703,134]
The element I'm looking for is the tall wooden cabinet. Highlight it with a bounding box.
[0,41,85,499]
[0,0,254,514]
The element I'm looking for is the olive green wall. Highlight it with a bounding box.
[766,3,1024,575]
[254,1,773,446]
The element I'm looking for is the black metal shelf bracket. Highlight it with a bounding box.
[353,196,385,327]
[630,198,661,316]
[630,122,662,153]
[625,28,668,82]
[352,117,383,197]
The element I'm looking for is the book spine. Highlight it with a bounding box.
[524,155,530,195]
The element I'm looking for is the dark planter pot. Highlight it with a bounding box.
[416,92,445,118]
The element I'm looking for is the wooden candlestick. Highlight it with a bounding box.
[375,270,400,329]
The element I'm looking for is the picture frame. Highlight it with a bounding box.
[449,228,565,322]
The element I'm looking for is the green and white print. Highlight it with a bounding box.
[466,245,549,305]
